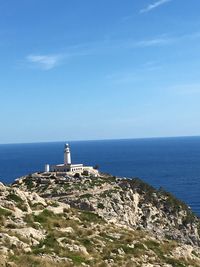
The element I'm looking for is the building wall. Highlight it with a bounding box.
[50,164,70,172]
[50,164,84,173]
[49,164,99,176]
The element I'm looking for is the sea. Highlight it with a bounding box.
[0,137,200,216]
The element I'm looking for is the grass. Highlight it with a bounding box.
[145,240,164,259]
[34,209,58,224]
[143,240,192,266]
[88,179,106,187]
[25,209,70,230]
[4,211,198,267]
[0,207,12,217]
[49,201,59,207]
[98,228,148,262]
[6,193,28,211]
[99,232,118,241]
[67,254,87,265]
[100,189,120,198]
[30,202,45,210]
[2,174,199,267]
[0,206,12,225]
[33,232,61,255]
[160,240,177,253]
[7,193,23,203]
[78,210,105,224]
[79,193,93,199]
[9,254,73,267]
[33,230,90,266]
[79,238,94,253]
[24,214,35,228]
[33,209,73,230]
[165,257,187,267]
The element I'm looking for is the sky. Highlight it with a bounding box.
[0,0,200,144]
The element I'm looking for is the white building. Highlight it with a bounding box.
[45,143,99,176]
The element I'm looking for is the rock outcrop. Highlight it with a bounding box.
[14,173,200,246]
[0,173,198,266]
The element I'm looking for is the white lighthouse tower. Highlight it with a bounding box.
[46,142,99,175]
[64,143,71,165]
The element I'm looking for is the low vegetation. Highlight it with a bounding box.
[0,173,199,266]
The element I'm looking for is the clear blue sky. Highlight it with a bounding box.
[0,0,200,144]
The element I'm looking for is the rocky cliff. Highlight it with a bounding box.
[14,173,200,246]
[0,173,199,266]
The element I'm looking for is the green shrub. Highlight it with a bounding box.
[100,189,119,198]
[68,254,87,265]
[9,255,41,267]
[197,223,200,237]
[33,233,60,255]
[0,207,12,217]
[6,223,16,228]
[24,214,35,226]
[31,202,45,210]
[7,193,23,203]
[79,193,93,199]
[165,257,186,267]
[145,240,164,259]
[97,203,104,209]
[79,211,105,224]
[34,209,56,224]
[24,178,34,190]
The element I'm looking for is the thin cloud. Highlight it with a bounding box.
[24,31,200,70]
[26,54,63,70]
[140,0,172,14]
[99,31,200,50]
[135,36,173,47]
[25,50,90,70]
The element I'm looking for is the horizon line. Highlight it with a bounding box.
[1,134,200,146]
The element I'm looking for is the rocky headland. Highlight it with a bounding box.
[0,172,199,266]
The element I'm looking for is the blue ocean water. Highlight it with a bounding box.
[0,137,200,216]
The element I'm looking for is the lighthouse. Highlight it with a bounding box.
[46,143,99,176]
[64,143,71,165]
